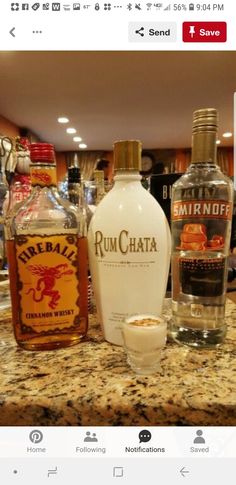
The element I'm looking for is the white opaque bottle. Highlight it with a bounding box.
[88,140,171,345]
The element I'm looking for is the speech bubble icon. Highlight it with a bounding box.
[139,429,152,443]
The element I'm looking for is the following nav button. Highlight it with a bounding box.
[129,22,177,42]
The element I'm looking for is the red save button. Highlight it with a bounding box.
[183,22,227,42]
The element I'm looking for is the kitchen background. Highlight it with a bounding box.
[0,51,234,181]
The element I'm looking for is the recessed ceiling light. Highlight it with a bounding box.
[79,143,87,149]
[73,136,82,142]
[222,132,233,138]
[216,140,221,145]
[58,117,69,123]
[66,128,77,134]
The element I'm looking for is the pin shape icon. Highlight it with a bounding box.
[189,25,195,38]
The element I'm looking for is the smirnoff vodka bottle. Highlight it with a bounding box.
[171,109,233,347]
[88,140,171,345]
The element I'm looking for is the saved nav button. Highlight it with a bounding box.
[129,22,177,42]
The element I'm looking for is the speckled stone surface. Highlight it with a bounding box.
[0,301,236,426]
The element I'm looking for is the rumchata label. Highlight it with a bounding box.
[94,229,158,258]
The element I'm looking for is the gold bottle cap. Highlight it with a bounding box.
[191,108,218,164]
[113,140,142,171]
[192,108,219,134]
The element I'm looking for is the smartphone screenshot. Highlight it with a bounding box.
[0,0,235,483]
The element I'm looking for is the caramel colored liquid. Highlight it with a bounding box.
[6,237,88,351]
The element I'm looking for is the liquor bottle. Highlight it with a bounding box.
[68,165,81,206]
[171,108,234,348]
[94,169,105,205]
[88,140,171,346]
[0,161,7,269]
[4,137,32,231]
[6,143,88,351]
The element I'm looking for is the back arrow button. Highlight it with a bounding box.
[180,467,190,477]
[10,27,16,37]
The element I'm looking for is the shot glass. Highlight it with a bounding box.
[122,314,167,375]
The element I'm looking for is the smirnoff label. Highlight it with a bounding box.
[94,230,158,258]
[172,200,232,221]
[15,234,80,334]
[172,199,232,254]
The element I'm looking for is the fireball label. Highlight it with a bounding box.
[15,234,80,334]
[30,166,57,187]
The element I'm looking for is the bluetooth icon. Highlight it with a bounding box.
[29,430,43,444]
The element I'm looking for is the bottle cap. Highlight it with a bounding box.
[191,108,218,164]
[30,143,55,163]
[114,140,142,171]
[192,108,218,134]
[19,137,30,150]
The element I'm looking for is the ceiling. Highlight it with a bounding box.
[0,51,235,151]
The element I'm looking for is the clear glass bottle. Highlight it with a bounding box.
[88,140,171,346]
[94,170,105,205]
[6,143,88,351]
[68,165,81,206]
[170,109,234,348]
[0,163,7,269]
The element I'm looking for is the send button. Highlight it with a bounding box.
[129,22,177,42]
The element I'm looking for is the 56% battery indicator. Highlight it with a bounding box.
[173,4,188,10]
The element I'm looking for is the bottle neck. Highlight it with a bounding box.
[68,181,84,207]
[30,162,57,189]
[191,130,217,164]
[114,170,142,183]
[94,175,105,205]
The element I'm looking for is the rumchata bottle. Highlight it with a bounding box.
[88,140,171,345]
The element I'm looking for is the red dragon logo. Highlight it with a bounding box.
[26,264,73,309]
[32,171,52,184]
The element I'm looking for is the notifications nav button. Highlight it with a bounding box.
[183,22,227,42]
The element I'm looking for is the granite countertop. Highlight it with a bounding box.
[0,300,236,426]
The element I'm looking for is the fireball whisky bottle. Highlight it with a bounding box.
[7,143,88,351]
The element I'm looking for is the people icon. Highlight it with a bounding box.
[193,430,205,444]
[84,431,98,442]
